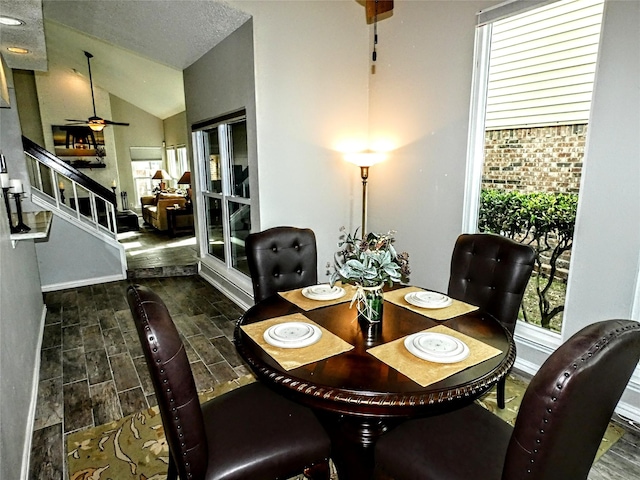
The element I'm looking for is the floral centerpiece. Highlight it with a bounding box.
[330,228,410,323]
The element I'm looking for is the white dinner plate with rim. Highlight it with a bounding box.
[264,323,322,348]
[301,284,346,301]
[404,291,453,309]
[404,332,470,363]
[268,322,315,342]
[412,332,465,357]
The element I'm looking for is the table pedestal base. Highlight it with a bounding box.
[318,413,401,480]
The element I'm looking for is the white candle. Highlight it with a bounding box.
[111,179,117,188]
[9,179,23,194]
[0,173,9,189]
[59,181,65,190]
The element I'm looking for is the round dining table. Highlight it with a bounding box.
[234,288,516,479]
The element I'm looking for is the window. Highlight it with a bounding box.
[193,112,251,277]
[464,0,603,337]
[166,145,188,185]
[129,146,163,208]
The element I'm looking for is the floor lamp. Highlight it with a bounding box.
[344,151,386,236]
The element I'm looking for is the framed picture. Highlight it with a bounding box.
[52,125,105,158]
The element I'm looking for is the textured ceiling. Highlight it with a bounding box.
[42,0,251,70]
[0,0,47,71]
[0,0,251,119]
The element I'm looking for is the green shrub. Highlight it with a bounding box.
[478,189,578,329]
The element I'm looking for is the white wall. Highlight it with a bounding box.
[226,0,371,276]
[368,0,498,292]
[0,61,47,480]
[564,0,640,335]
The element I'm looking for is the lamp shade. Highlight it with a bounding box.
[177,171,191,185]
[344,151,387,167]
[152,169,172,180]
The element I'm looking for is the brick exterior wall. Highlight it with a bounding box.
[483,124,586,193]
[481,124,587,280]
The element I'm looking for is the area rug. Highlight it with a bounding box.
[66,374,623,480]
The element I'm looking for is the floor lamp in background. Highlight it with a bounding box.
[344,151,386,236]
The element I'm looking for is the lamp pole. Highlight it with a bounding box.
[360,166,370,237]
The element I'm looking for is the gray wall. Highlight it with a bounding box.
[35,215,125,290]
[163,111,188,148]
[0,62,46,480]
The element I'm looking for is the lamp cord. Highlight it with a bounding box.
[372,0,378,62]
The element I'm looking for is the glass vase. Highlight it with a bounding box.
[356,284,384,324]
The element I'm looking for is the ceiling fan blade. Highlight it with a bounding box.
[103,120,130,126]
[65,119,89,123]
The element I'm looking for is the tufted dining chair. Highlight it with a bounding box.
[374,319,640,480]
[246,226,318,303]
[448,233,535,408]
[127,284,331,480]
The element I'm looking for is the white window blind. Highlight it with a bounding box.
[486,0,604,129]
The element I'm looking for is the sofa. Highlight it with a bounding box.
[141,193,188,231]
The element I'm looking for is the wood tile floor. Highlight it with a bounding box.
[29,275,249,479]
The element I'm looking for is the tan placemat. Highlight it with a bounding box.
[240,313,354,370]
[367,324,503,387]
[384,286,479,320]
[279,283,359,311]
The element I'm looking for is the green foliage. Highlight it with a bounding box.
[479,189,578,329]
[330,229,410,288]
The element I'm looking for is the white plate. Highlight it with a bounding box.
[268,322,315,342]
[413,333,464,357]
[301,284,346,301]
[405,291,453,309]
[264,323,322,348]
[404,332,470,363]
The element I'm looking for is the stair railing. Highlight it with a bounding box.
[22,136,118,237]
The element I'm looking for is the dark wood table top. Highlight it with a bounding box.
[234,289,516,420]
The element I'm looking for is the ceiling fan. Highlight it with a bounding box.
[65,51,130,132]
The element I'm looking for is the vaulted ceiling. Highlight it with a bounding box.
[0,0,250,119]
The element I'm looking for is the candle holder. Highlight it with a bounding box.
[59,187,66,204]
[12,192,30,233]
[2,187,19,234]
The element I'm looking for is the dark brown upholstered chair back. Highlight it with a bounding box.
[503,319,640,479]
[246,226,318,303]
[448,233,535,333]
[128,284,332,480]
[374,319,640,480]
[127,284,208,479]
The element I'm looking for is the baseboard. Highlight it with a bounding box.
[22,304,47,480]
[199,265,252,311]
[41,273,126,292]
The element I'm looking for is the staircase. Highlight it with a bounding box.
[22,136,127,287]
